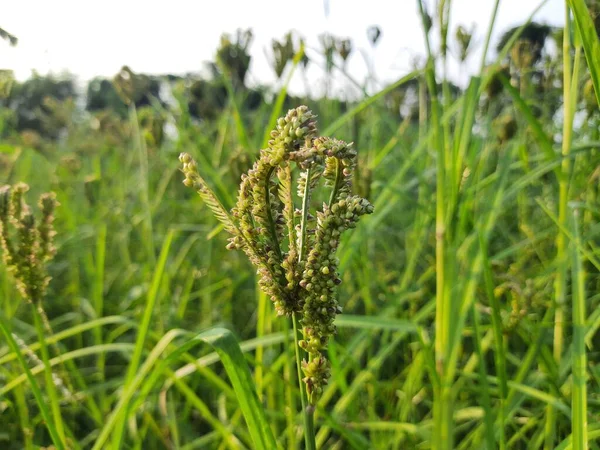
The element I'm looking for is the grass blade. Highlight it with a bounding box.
[0,316,65,450]
[567,0,600,106]
[190,327,278,450]
[336,314,417,332]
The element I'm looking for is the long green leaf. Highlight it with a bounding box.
[336,314,417,332]
[568,0,600,106]
[190,327,278,450]
[0,316,65,450]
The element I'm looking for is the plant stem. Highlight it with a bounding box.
[292,314,317,450]
[570,208,588,450]
[299,166,313,260]
[416,1,452,447]
[32,301,66,444]
[328,159,342,208]
[292,164,317,450]
[283,319,297,449]
[548,7,580,448]
[264,166,282,258]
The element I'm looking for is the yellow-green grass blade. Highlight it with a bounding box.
[567,0,600,106]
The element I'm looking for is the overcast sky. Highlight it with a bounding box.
[2,0,564,96]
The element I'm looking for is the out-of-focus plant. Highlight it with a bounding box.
[367,25,382,47]
[271,32,296,79]
[0,26,17,46]
[113,66,163,108]
[336,38,352,67]
[216,29,253,89]
[455,24,475,63]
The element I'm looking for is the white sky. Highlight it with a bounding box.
[2,0,564,96]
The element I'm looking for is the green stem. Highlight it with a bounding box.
[416,1,451,447]
[264,166,282,259]
[480,233,507,450]
[548,8,580,448]
[570,209,588,450]
[293,164,317,450]
[292,314,316,450]
[328,159,343,208]
[32,301,66,444]
[283,319,297,449]
[298,166,313,260]
[130,104,155,266]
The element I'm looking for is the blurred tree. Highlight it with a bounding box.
[496,22,552,67]
[493,21,561,122]
[187,77,228,120]
[112,66,163,108]
[0,73,76,140]
[86,77,128,117]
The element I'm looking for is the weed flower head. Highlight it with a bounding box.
[0,183,58,303]
[180,106,373,402]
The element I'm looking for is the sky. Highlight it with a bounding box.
[2,0,564,96]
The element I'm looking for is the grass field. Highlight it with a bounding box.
[1,1,600,449]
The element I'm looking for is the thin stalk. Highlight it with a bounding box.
[14,384,33,450]
[32,302,66,444]
[130,104,156,266]
[478,0,501,75]
[548,8,579,448]
[470,304,495,450]
[480,233,507,450]
[298,166,313,260]
[328,159,343,208]
[283,319,297,449]
[255,289,267,399]
[570,209,588,450]
[554,1,573,370]
[293,314,316,450]
[94,224,107,414]
[264,166,282,258]
[294,164,317,450]
[416,1,451,447]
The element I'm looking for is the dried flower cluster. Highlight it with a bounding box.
[180,106,373,402]
[0,183,58,303]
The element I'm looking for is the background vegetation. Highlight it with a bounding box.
[0,0,599,448]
